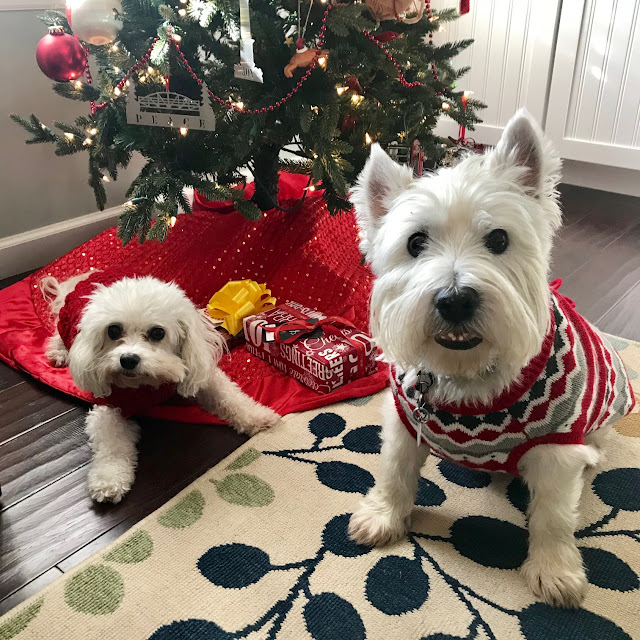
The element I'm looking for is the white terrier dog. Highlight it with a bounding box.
[348,110,635,607]
[44,271,280,504]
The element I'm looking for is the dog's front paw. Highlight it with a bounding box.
[348,497,408,547]
[87,459,135,504]
[45,334,69,367]
[235,406,280,436]
[521,550,587,608]
[46,348,69,368]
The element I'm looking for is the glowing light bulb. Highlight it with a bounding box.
[170,216,177,227]
[235,101,244,111]
[180,127,188,135]
[111,44,119,52]
[441,101,450,110]
[74,80,82,88]
[83,137,93,145]
[317,56,327,68]
[308,184,316,192]
[351,94,363,104]
[64,132,74,140]
[113,66,120,73]
[89,128,98,135]
[114,86,121,96]
[148,66,154,74]
[102,175,111,182]
[365,132,373,144]
[178,8,187,16]
[172,33,182,42]
[336,86,347,95]
[125,200,133,207]
[463,90,474,98]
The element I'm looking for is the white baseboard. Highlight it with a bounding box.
[561,160,640,198]
[434,119,505,147]
[0,205,123,280]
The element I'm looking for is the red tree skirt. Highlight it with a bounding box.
[0,174,388,423]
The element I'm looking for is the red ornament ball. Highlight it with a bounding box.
[374,31,401,43]
[36,28,86,82]
[340,114,357,133]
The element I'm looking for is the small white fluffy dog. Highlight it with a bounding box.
[44,272,279,504]
[348,110,634,607]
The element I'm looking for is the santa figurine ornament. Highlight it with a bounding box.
[284,38,329,78]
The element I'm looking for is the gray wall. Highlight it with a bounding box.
[0,8,141,240]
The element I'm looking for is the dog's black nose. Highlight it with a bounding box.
[434,287,479,324]
[120,353,140,370]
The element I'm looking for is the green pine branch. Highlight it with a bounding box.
[53,81,102,102]
[10,114,58,144]
[15,0,483,242]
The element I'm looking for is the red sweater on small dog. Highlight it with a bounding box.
[57,270,178,418]
[392,281,636,475]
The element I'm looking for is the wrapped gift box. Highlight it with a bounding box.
[243,301,377,394]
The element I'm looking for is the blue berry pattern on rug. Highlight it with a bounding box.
[149,409,639,640]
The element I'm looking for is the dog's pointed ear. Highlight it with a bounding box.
[350,143,414,255]
[493,109,559,195]
[177,308,226,398]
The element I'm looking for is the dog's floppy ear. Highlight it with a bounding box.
[68,328,111,398]
[493,109,560,196]
[350,143,414,255]
[177,306,226,398]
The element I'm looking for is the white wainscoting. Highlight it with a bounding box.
[546,0,640,170]
[432,0,562,144]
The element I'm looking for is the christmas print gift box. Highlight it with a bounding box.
[243,302,377,394]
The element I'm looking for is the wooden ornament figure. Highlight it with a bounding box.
[284,38,328,78]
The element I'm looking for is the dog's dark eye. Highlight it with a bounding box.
[407,232,429,258]
[148,327,165,342]
[484,229,509,254]
[107,324,122,340]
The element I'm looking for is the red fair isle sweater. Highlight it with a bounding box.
[391,281,636,475]
[57,270,178,418]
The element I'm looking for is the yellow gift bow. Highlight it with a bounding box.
[206,280,276,336]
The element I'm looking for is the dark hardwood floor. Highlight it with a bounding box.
[1,184,639,615]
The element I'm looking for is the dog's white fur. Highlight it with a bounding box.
[348,110,607,607]
[45,274,279,504]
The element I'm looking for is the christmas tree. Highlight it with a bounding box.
[12,0,482,244]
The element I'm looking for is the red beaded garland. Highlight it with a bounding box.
[91,1,443,116]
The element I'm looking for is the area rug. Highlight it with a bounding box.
[1,336,639,640]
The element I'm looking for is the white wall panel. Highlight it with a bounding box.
[546,0,640,169]
[431,0,561,144]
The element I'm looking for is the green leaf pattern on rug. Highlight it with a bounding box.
[225,447,261,471]
[64,565,124,615]
[0,598,43,640]
[158,490,205,529]
[212,473,275,507]
[104,530,153,564]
